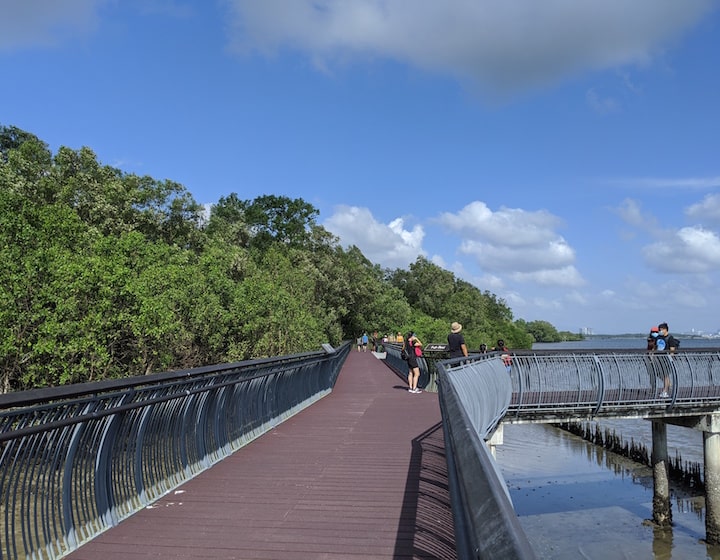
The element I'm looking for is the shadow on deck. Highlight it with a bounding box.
[65,350,457,560]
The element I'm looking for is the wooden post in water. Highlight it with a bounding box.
[651,420,672,526]
[704,422,720,544]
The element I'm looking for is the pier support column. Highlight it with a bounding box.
[487,424,503,459]
[704,430,720,544]
[651,420,672,526]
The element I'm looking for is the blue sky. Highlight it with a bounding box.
[2,1,720,336]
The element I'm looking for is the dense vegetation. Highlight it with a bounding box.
[0,125,578,392]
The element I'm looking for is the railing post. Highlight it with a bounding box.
[651,420,672,526]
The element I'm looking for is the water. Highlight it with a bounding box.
[494,338,720,558]
[497,424,717,559]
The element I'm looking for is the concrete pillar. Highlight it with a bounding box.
[651,420,672,526]
[704,431,720,543]
[487,424,504,459]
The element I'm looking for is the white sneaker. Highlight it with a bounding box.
[659,391,669,398]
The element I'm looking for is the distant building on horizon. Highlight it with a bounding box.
[579,327,593,336]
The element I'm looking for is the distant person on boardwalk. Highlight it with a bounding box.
[357,336,362,352]
[403,332,423,394]
[646,326,659,351]
[447,322,468,359]
[362,332,369,352]
[656,322,679,353]
[655,322,680,398]
[493,339,512,372]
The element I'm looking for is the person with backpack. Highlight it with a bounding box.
[656,323,679,352]
[655,322,680,398]
[403,332,423,393]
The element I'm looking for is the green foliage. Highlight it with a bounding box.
[0,124,567,391]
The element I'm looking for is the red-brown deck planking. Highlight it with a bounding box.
[65,351,457,560]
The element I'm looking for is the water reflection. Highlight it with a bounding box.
[496,423,720,559]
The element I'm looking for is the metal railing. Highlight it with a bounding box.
[437,354,536,559]
[506,349,720,421]
[0,342,350,560]
[383,343,448,392]
[436,349,720,559]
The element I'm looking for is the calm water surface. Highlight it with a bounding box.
[495,338,720,558]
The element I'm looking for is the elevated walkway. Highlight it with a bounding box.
[65,351,457,559]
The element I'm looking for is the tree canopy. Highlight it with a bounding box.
[0,124,575,392]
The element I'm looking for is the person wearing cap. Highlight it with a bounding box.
[447,322,468,359]
[646,326,659,351]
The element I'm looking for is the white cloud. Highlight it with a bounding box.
[323,205,424,268]
[0,0,101,51]
[437,201,581,286]
[586,88,620,114]
[225,0,714,95]
[615,198,659,232]
[437,201,562,246]
[686,193,720,224]
[609,176,720,189]
[643,226,720,273]
[510,266,584,287]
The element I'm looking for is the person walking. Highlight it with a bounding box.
[447,322,468,359]
[403,332,423,393]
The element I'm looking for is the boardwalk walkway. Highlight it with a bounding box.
[66,350,457,560]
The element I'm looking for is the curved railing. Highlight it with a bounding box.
[437,355,536,559]
[436,349,720,559]
[507,350,720,421]
[0,343,350,560]
[383,343,446,392]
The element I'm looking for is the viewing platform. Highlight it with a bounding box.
[64,350,457,560]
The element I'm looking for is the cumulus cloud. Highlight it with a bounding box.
[224,0,714,95]
[0,0,101,50]
[437,201,583,286]
[644,226,720,273]
[510,266,584,287]
[686,193,720,225]
[615,198,660,231]
[323,205,424,268]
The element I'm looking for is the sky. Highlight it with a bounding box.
[2,0,720,336]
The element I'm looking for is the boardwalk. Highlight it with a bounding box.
[65,350,457,560]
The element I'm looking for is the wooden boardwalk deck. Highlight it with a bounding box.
[65,350,457,560]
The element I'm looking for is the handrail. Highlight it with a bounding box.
[0,342,351,560]
[436,349,720,559]
[437,355,537,559]
[506,350,720,421]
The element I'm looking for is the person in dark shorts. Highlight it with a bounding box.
[403,332,423,393]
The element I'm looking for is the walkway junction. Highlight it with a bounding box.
[2,343,720,559]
